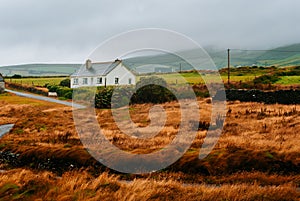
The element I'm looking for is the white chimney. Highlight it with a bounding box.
[86,59,92,69]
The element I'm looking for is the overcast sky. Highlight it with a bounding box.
[1,0,300,65]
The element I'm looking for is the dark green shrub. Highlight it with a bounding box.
[275,70,300,76]
[64,91,73,99]
[111,86,134,108]
[56,87,73,99]
[94,77,178,109]
[11,74,22,78]
[46,84,73,99]
[95,87,114,108]
[253,74,280,84]
[47,85,59,92]
[132,76,176,104]
[194,90,210,98]
[59,78,71,88]
[74,88,94,101]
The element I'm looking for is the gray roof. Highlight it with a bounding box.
[71,60,122,77]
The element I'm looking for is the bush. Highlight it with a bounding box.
[94,77,177,109]
[131,76,176,104]
[95,87,114,108]
[253,74,280,84]
[11,74,22,78]
[111,86,135,108]
[46,84,73,99]
[59,79,71,88]
[64,91,73,99]
[56,87,73,98]
[47,85,59,92]
[275,70,300,76]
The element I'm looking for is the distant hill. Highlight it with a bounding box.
[1,44,300,77]
[0,63,81,77]
[123,43,300,73]
[123,52,194,73]
[209,43,300,68]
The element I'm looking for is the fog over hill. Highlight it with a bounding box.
[1,44,300,76]
[124,43,300,72]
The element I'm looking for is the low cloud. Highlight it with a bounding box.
[1,0,300,65]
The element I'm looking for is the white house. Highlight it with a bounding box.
[70,59,136,88]
[0,73,4,93]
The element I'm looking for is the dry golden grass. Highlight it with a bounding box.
[1,93,299,169]
[0,169,299,201]
[217,102,300,170]
[0,92,300,200]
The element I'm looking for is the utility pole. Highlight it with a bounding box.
[227,49,230,86]
[179,63,182,73]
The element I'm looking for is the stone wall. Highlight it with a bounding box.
[223,89,300,104]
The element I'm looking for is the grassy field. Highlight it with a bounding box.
[156,66,300,85]
[155,72,254,84]
[275,76,300,84]
[0,63,80,77]
[0,169,298,201]
[5,65,300,88]
[7,77,68,86]
[7,74,296,86]
[0,92,299,200]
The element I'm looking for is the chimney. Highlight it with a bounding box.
[86,59,92,69]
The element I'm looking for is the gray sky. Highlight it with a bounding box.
[1,0,300,65]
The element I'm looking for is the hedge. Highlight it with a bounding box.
[6,82,48,96]
[46,84,73,99]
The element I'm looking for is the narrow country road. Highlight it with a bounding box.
[0,124,14,138]
[5,89,85,109]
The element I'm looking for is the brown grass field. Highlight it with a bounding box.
[0,92,299,200]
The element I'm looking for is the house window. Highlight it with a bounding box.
[73,78,78,85]
[114,77,119,84]
[83,78,88,85]
[128,78,132,84]
[97,77,102,84]
[91,77,94,84]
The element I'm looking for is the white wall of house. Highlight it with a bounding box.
[0,82,4,93]
[70,63,136,88]
[105,64,136,86]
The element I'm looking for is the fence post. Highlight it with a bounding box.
[227,49,230,86]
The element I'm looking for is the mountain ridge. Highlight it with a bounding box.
[1,43,300,76]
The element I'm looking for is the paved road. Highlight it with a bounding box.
[0,124,14,138]
[5,89,85,109]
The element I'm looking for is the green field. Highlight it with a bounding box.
[6,74,299,87]
[156,72,205,84]
[4,66,300,87]
[7,77,68,86]
[0,63,80,77]
[147,72,268,84]
[275,76,300,84]
[7,73,241,86]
